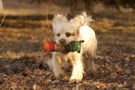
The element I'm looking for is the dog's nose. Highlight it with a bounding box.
[59,39,66,45]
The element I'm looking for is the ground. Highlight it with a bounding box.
[0,8,135,89]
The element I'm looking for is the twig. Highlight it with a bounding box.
[45,3,53,41]
[0,13,6,26]
[46,5,51,32]
[0,41,7,50]
[0,41,11,51]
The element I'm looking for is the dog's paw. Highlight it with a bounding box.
[88,61,99,77]
[69,79,81,84]
[54,72,61,79]
[54,70,65,80]
[70,75,82,83]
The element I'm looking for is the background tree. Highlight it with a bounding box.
[70,0,135,15]
[84,0,95,14]
[0,0,3,10]
[70,0,77,15]
[30,0,49,4]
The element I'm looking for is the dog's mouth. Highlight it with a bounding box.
[62,52,69,54]
[55,43,69,54]
[57,43,66,46]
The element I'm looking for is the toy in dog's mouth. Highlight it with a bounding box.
[44,40,84,53]
[54,43,69,54]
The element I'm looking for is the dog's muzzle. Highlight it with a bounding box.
[59,39,66,46]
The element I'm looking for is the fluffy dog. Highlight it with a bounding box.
[47,12,97,82]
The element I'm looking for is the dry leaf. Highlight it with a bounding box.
[105,62,112,71]
[110,72,118,79]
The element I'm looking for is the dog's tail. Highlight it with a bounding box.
[70,12,94,26]
[82,12,94,25]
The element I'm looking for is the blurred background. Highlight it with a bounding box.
[0,0,135,89]
[0,0,135,15]
[0,0,135,56]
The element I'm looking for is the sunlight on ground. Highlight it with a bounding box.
[0,5,135,89]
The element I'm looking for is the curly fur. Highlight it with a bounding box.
[47,12,97,82]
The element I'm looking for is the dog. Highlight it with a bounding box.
[47,12,97,82]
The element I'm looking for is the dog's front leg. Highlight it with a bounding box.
[70,53,84,83]
[52,53,62,79]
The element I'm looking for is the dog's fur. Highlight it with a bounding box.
[47,12,97,82]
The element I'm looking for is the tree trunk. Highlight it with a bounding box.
[70,0,77,15]
[0,0,3,10]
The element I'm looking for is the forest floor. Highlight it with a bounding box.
[0,9,135,89]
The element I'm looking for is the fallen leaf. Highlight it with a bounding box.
[110,72,118,79]
[105,62,112,71]
[133,82,135,89]
[125,57,130,61]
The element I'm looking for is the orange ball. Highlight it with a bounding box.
[44,41,55,51]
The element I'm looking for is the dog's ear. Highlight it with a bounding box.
[53,14,67,24]
[70,15,85,26]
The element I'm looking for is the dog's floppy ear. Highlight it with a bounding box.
[53,14,67,24]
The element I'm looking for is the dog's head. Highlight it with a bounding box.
[52,14,79,46]
[52,13,93,46]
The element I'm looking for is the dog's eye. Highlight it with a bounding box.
[57,33,60,37]
[65,32,72,37]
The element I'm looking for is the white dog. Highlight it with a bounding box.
[47,12,97,82]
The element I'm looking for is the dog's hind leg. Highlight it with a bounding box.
[86,49,97,76]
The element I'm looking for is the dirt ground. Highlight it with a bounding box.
[0,9,135,89]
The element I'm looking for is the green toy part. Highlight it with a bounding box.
[64,40,84,53]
